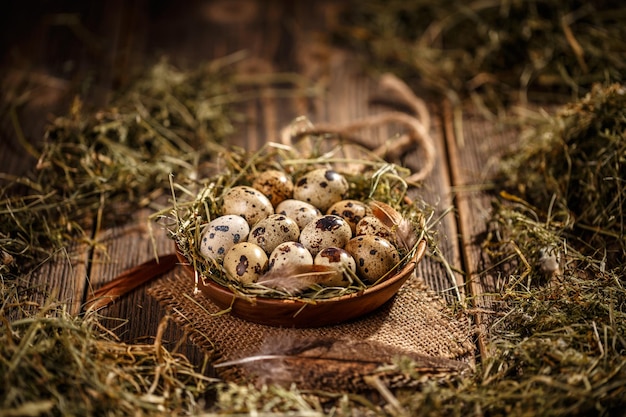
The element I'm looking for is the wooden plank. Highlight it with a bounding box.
[424,110,466,304]
[1,71,89,318]
[443,102,517,356]
[85,209,206,363]
[4,244,87,318]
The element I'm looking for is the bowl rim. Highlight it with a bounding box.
[176,238,427,306]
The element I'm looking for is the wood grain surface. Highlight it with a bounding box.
[1,0,512,364]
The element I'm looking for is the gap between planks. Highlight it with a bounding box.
[442,100,519,359]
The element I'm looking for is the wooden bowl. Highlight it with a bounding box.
[177,239,427,328]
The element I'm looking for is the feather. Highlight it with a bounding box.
[85,253,178,311]
[369,200,403,228]
[214,336,469,392]
[255,264,337,294]
[369,200,418,251]
[395,218,418,252]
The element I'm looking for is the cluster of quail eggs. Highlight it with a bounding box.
[198,168,405,292]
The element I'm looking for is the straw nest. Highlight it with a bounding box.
[158,131,430,303]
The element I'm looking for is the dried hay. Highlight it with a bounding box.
[1,59,237,281]
[336,0,625,111]
[156,135,431,302]
[497,83,626,270]
[474,83,626,415]
[1,58,238,416]
[0,294,214,416]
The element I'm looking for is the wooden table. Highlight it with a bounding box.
[2,0,512,366]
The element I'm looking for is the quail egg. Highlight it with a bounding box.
[299,214,352,256]
[355,215,392,240]
[268,241,314,271]
[199,215,250,262]
[327,199,370,235]
[275,199,321,230]
[344,235,400,284]
[252,169,294,206]
[293,168,349,211]
[222,185,274,226]
[314,247,357,287]
[248,214,300,255]
[223,242,268,284]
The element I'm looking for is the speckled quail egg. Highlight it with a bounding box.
[314,247,357,287]
[268,241,314,271]
[274,199,321,230]
[299,214,352,256]
[248,214,300,255]
[355,215,392,240]
[327,199,371,235]
[222,185,274,226]
[293,168,349,211]
[252,169,294,206]
[223,242,268,284]
[199,215,250,262]
[344,235,400,284]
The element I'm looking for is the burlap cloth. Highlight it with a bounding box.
[148,265,475,379]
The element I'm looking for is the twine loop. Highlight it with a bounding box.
[281,74,436,183]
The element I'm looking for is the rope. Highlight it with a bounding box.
[281,74,436,183]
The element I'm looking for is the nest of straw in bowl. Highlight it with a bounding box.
[163,122,428,310]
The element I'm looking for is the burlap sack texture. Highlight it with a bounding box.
[149,263,475,389]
